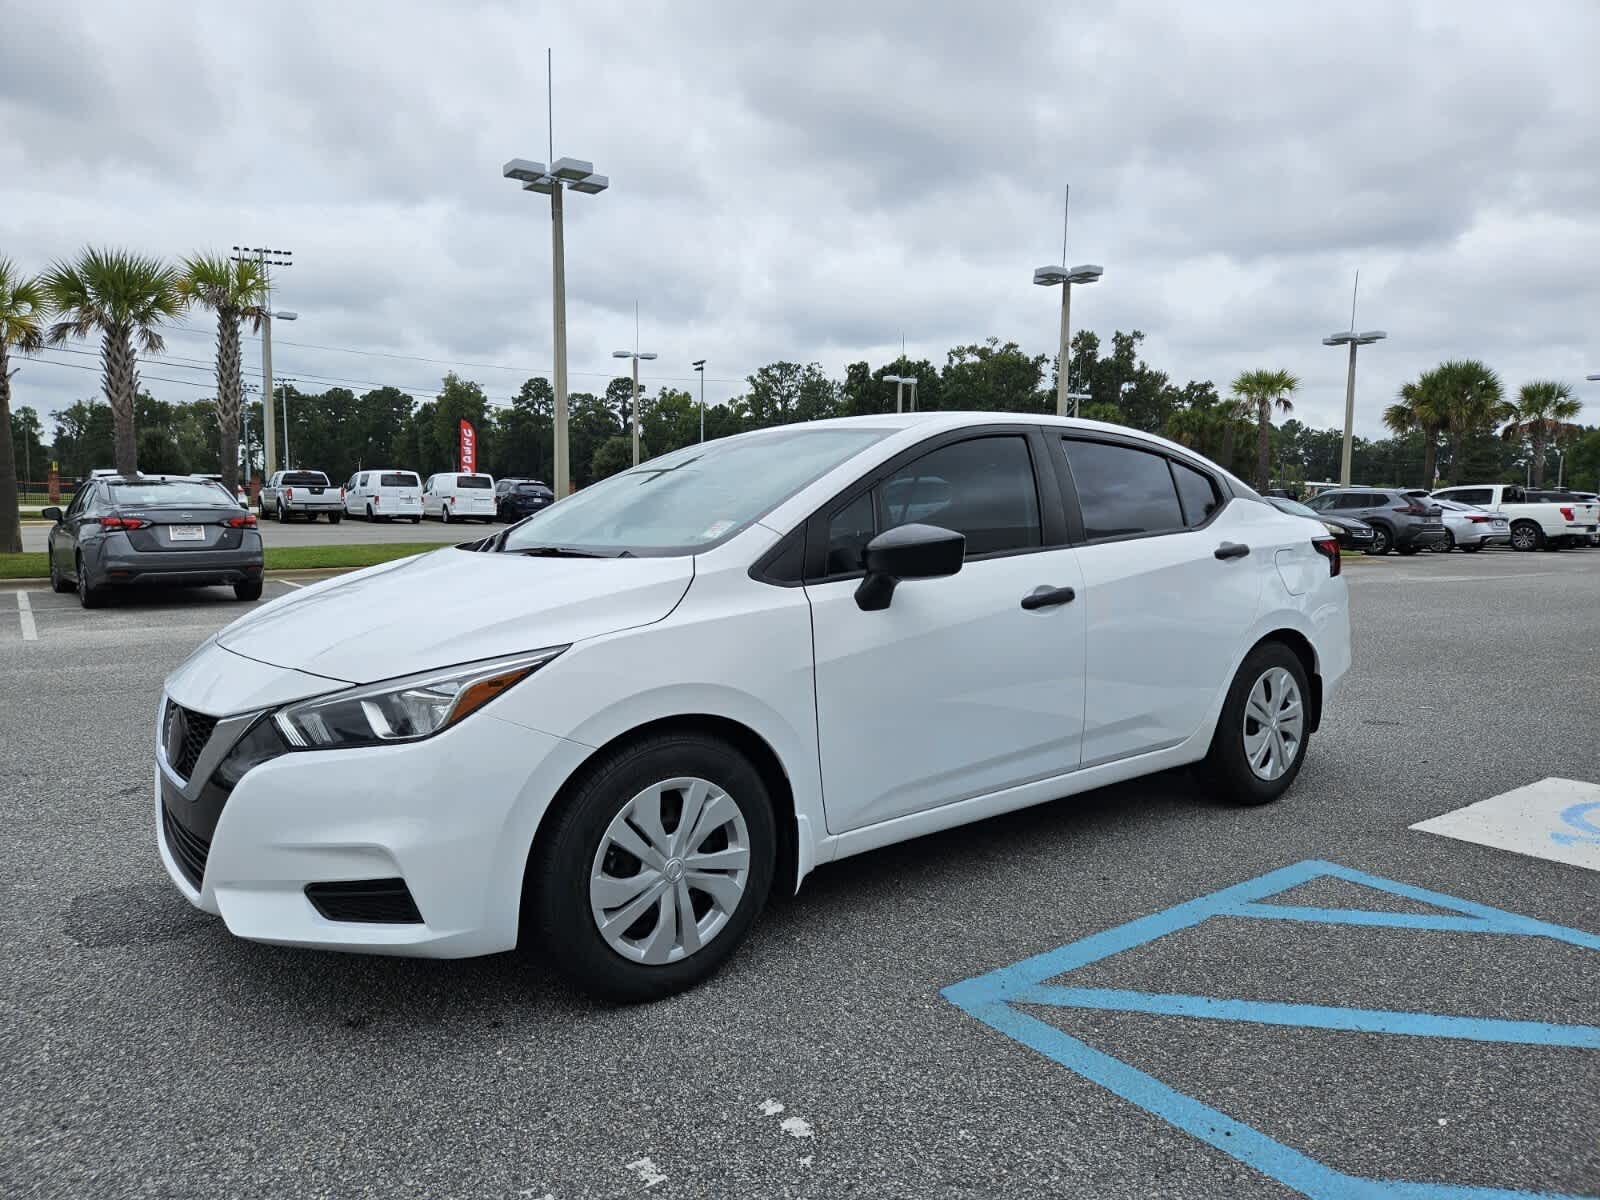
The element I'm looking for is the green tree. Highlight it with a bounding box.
[1563,427,1600,493]
[1,257,48,552]
[642,387,700,456]
[941,338,1047,413]
[432,373,491,474]
[1501,380,1582,487]
[567,392,615,487]
[50,399,115,477]
[741,361,838,427]
[1428,360,1505,484]
[177,253,268,490]
[11,405,48,491]
[1383,378,1447,488]
[1229,368,1299,490]
[495,377,554,481]
[589,435,633,481]
[42,248,182,475]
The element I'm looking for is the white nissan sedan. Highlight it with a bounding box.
[156,414,1350,1001]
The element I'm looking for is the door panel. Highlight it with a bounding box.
[1074,503,1267,765]
[809,548,1086,834]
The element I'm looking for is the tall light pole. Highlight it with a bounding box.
[883,373,908,413]
[233,246,292,475]
[1322,272,1386,487]
[1032,187,1103,418]
[612,347,657,465]
[502,53,610,497]
[692,359,707,442]
[904,376,920,412]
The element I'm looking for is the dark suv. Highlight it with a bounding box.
[1304,488,1447,556]
[494,478,556,522]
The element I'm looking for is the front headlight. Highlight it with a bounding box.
[273,647,567,750]
[1322,522,1343,536]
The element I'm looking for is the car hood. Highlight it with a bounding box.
[216,546,694,683]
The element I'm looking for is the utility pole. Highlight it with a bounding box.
[232,245,292,476]
[1322,271,1386,488]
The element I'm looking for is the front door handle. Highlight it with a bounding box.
[1021,585,1076,610]
[1214,542,1250,560]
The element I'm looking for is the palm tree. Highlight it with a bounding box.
[179,253,268,490]
[1502,380,1582,486]
[1230,369,1299,490]
[42,248,182,475]
[1383,377,1446,487]
[0,258,49,554]
[1428,359,1504,484]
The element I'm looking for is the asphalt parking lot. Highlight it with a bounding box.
[1,553,1597,1199]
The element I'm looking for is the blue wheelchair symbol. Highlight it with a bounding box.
[1551,801,1600,847]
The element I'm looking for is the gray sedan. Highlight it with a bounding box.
[1407,494,1511,552]
[43,476,265,607]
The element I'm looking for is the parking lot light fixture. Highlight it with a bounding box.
[883,373,908,413]
[613,346,658,466]
[1033,188,1104,419]
[1323,329,1387,487]
[501,53,610,498]
[692,359,707,442]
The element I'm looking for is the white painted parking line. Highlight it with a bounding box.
[1411,776,1600,873]
[16,591,37,641]
[277,579,306,588]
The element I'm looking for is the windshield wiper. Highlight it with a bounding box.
[509,545,609,558]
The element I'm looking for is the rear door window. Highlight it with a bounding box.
[381,473,419,488]
[456,475,492,489]
[1062,438,1184,540]
[283,471,328,486]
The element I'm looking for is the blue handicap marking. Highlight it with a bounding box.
[941,859,1600,1200]
[1551,801,1600,847]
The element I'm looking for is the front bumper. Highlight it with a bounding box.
[155,683,590,958]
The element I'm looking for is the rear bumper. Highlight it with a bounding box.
[94,536,263,586]
[1398,527,1448,548]
[283,501,343,513]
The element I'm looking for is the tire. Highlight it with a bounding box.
[1199,641,1311,806]
[1396,545,1419,556]
[277,501,289,524]
[234,579,263,601]
[1509,521,1542,552]
[366,504,375,522]
[441,503,453,524]
[76,554,105,609]
[1429,531,1454,553]
[410,516,421,524]
[1460,543,1482,553]
[528,732,776,1003]
[328,512,342,525]
[49,555,73,594]
[1364,524,1393,555]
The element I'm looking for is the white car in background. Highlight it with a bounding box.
[423,473,497,523]
[155,414,1350,1002]
[1430,484,1599,551]
[345,469,423,523]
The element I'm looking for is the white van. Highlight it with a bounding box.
[422,472,497,523]
[344,469,422,523]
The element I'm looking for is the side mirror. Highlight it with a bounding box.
[41,506,63,523]
[855,523,965,611]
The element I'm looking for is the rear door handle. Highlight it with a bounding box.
[1214,542,1250,560]
[1021,585,1076,610]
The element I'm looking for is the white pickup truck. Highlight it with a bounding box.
[1430,484,1599,551]
[259,469,345,523]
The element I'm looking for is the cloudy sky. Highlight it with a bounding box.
[4,0,1597,437]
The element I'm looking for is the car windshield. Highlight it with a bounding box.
[283,471,328,486]
[1267,496,1320,520]
[456,475,492,488]
[107,480,233,507]
[501,426,890,555]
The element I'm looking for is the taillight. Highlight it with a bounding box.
[1466,514,1489,523]
[285,487,295,500]
[1560,506,1575,521]
[1394,503,1426,515]
[1312,537,1341,577]
[99,515,151,530]
[373,495,381,506]
[340,486,346,499]
[224,514,257,528]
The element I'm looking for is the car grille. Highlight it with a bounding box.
[161,798,210,889]
[164,701,218,780]
[304,879,424,924]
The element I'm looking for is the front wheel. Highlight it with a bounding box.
[1460,543,1482,553]
[528,732,776,1003]
[1364,524,1393,555]
[50,556,73,594]
[1199,642,1311,806]
[1429,531,1454,553]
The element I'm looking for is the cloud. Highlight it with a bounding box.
[3,0,1597,437]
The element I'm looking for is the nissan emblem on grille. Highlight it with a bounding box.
[165,704,186,768]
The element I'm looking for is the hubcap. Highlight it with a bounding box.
[589,776,750,965]
[1242,667,1304,782]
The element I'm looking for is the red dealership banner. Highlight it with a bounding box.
[459,420,477,473]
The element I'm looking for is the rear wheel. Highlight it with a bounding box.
[1510,521,1542,551]
[234,579,263,601]
[1364,524,1393,555]
[1199,642,1310,806]
[529,732,776,1002]
[76,554,105,609]
[328,512,342,525]
[366,504,375,522]
[441,503,453,524]
[277,501,289,524]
